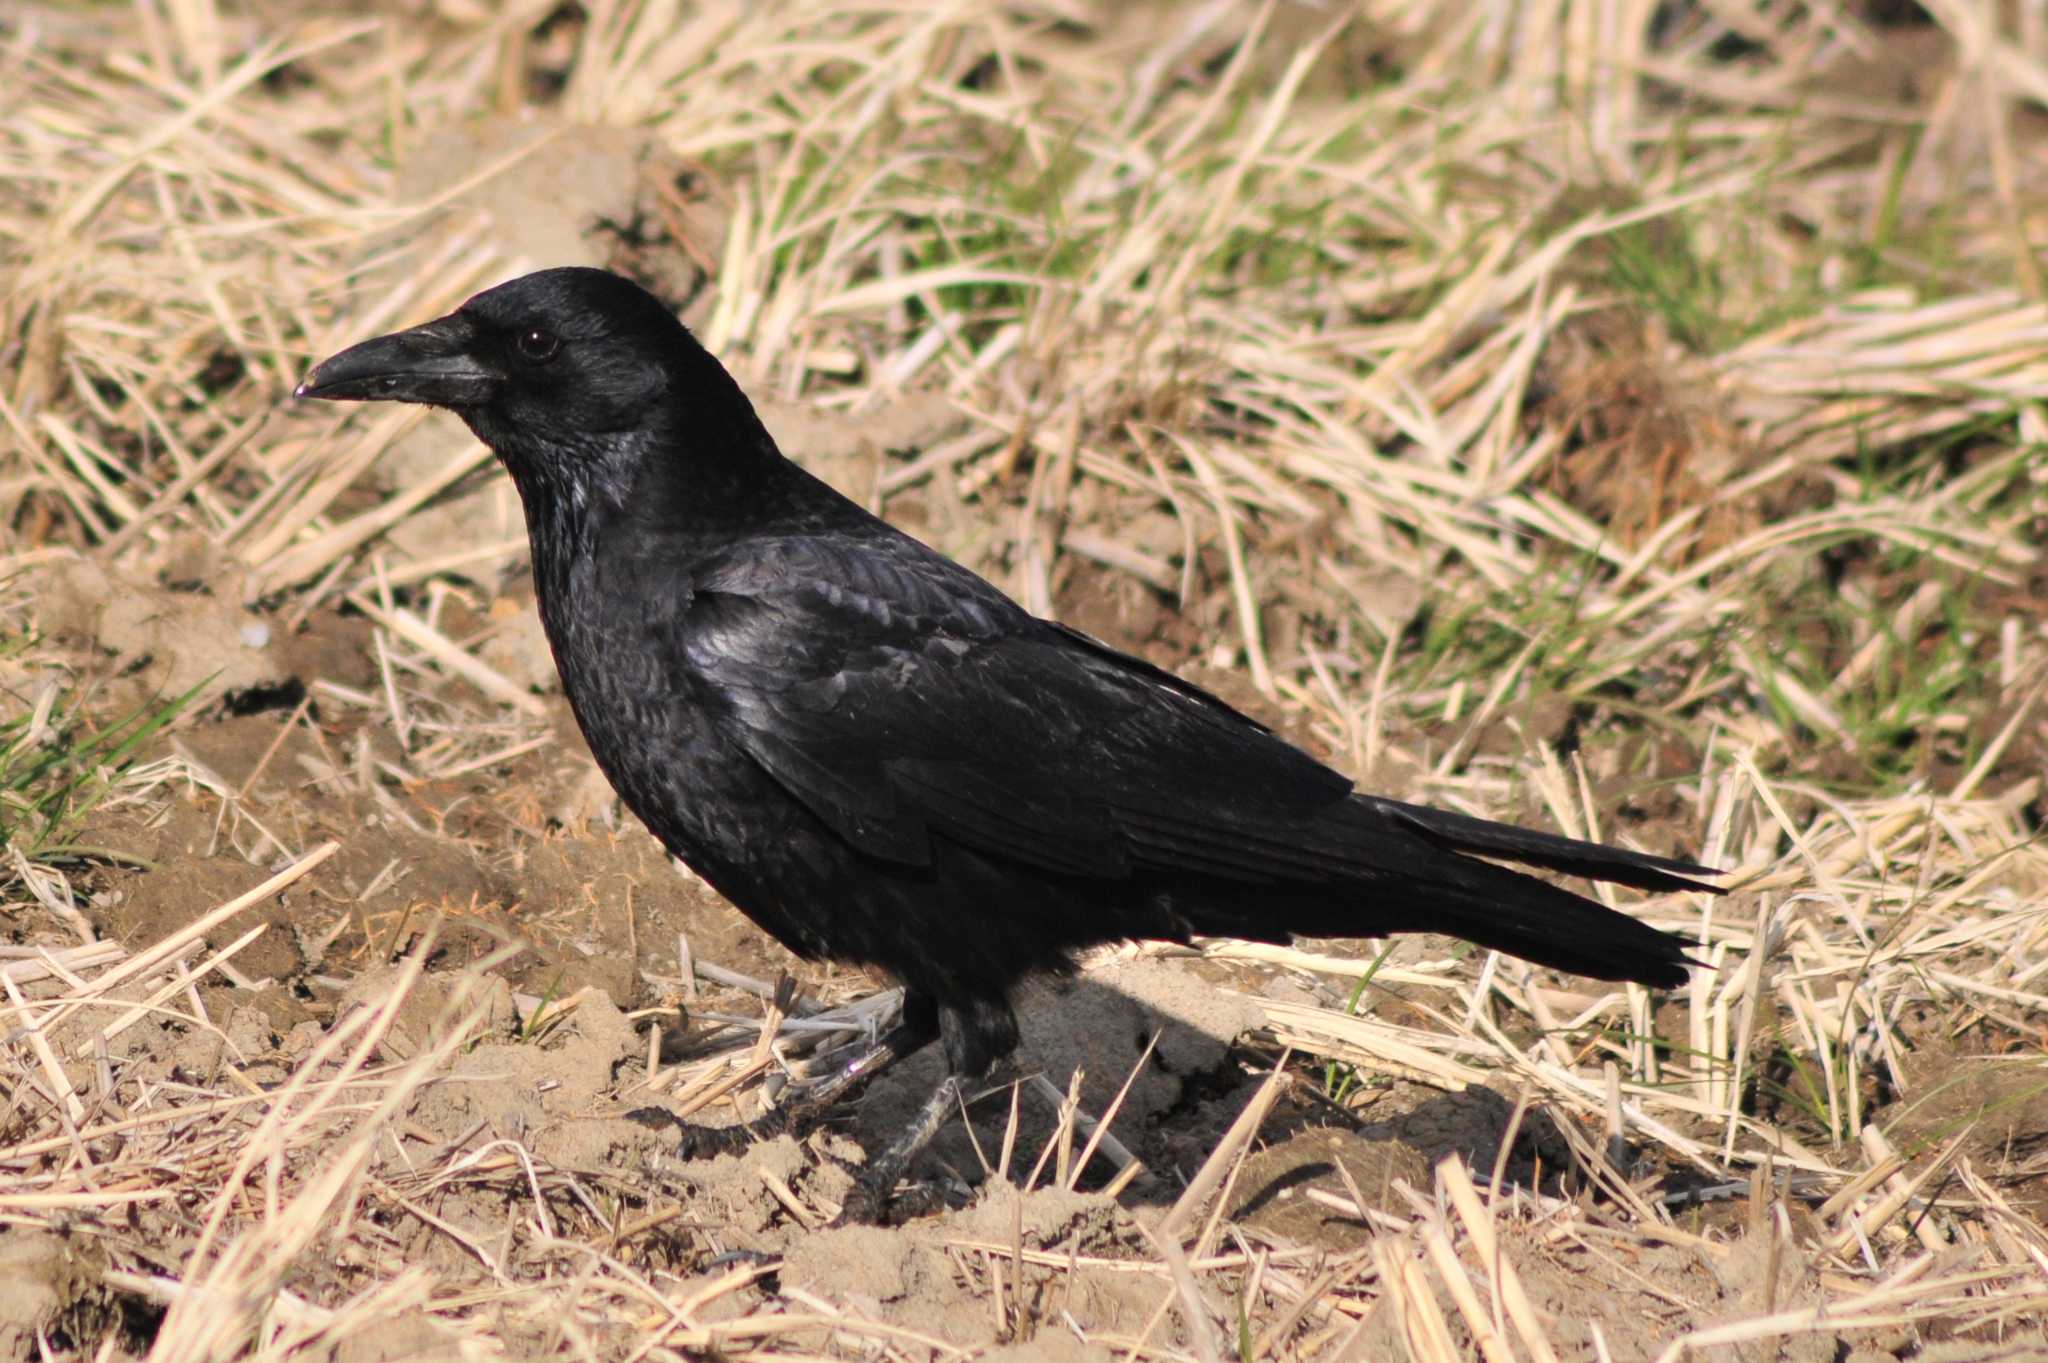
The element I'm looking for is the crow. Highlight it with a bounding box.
[298,267,1716,1221]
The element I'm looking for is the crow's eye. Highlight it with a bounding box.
[515,327,560,363]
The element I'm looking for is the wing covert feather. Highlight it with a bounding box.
[674,535,1356,880]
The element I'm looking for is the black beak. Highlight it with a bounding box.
[294,313,498,407]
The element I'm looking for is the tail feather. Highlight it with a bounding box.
[1247,856,1697,989]
[1370,796,1721,894]
[1400,858,1698,988]
[1176,796,1713,990]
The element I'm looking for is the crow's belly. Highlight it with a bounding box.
[576,712,1133,1001]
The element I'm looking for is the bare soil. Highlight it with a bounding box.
[9,567,2040,1361]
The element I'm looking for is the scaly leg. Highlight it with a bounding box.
[833,994,1018,1224]
[647,995,941,1159]
[833,1072,968,1226]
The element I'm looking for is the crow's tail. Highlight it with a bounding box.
[1367,796,1719,894]
[1177,797,1715,990]
[1391,858,1701,988]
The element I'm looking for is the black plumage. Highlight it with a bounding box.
[298,267,1715,1218]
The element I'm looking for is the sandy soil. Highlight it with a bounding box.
[6,564,2041,1361]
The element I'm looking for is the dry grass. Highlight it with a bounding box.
[5,0,2048,1359]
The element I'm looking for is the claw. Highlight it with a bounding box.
[623,1105,683,1133]
[704,1248,779,1270]
[675,1122,756,1161]
[831,1182,887,1227]
[629,1104,786,1160]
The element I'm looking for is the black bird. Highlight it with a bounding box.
[298,267,1715,1219]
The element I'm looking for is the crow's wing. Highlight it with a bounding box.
[672,533,1359,883]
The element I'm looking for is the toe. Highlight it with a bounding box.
[831,1182,886,1227]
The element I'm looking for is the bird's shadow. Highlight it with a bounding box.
[844,971,1573,1214]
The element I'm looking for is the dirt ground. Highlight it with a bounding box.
[9,537,2046,1361]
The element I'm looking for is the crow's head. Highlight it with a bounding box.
[297,267,733,481]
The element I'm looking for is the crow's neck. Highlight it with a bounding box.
[498,395,875,620]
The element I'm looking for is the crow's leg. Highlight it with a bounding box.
[834,994,1018,1225]
[664,992,940,1159]
[834,1072,968,1225]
